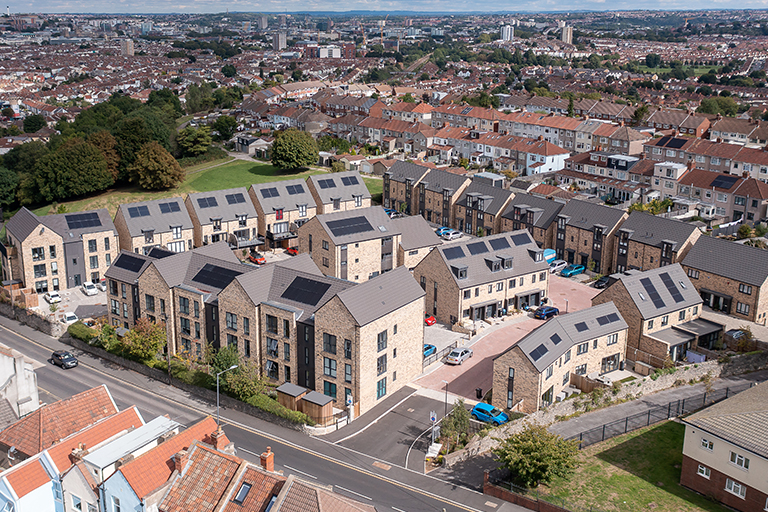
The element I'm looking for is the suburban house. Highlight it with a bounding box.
[184,187,262,249]
[592,264,724,369]
[114,197,194,255]
[554,200,628,274]
[491,302,628,413]
[412,230,551,325]
[298,206,441,282]
[2,207,118,292]
[453,181,514,236]
[681,235,768,325]
[415,168,472,226]
[500,193,565,249]
[612,211,701,273]
[679,380,768,512]
[249,179,317,250]
[305,170,372,214]
[382,160,431,214]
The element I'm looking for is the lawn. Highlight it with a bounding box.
[541,421,728,512]
[363,176,383,205]
[637,66,715,77]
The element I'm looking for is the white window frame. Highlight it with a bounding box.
[725,478,746,499]
[696,465,710,479]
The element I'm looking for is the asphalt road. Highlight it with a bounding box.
[0,318,525,512]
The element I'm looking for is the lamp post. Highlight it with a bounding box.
[161,313,170,382]
[442,380,449,419]
[216,364,238,427]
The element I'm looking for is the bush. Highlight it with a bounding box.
[177,147,228,168]
[246,393,314,425]
[68,321,98,342]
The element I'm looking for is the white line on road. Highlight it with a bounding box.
[333,388,418,444]
[284,465,317,479]
[335,486,372,500]
[392,507,407,512]
[237,447,261,457]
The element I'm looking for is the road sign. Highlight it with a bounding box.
[429,411,436,422]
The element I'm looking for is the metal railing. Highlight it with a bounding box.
[423,341,459,368]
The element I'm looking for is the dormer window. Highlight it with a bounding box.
[276,208,284,220]
[503,257,512,269]
[491,260,501,272]
[458,268,467,279]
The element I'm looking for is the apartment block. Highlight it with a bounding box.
[249,179,317,249]
[500,193,565,249]
[306,170,372,214]
[184,187,261,249]
[114,197,194,255]
[453,181,514,236]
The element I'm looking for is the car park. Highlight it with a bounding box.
[249,251,266,265]
[423,344,437,358]
[44,291,62,304]
[285,247,299,256]
[81,281,98,296]
[424,313,436,326]
[594,275,610,288]
[442,230,463,241]
[561,264,586,277]
[62,312,79,324]
[435,226,452,237]
[445,347,473,365]
[51,350,78,369]
[549,259,568,274]
[533,305,559,319]
[470,403,509,425]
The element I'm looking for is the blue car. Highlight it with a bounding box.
[561,264,586,277]
[534,306,559,320]
[471,403,509,425]
[435,226,452,237]
[423,344,437,358]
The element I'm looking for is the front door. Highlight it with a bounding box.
[581,254,589,267]
[73,274,81,287]
[566,250,575,264]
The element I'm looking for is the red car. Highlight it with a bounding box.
[424,313,436,326]
[249,252,266,265]
[285,247,299,256]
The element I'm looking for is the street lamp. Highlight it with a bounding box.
[442,380,449,419]
[216,364,238,427]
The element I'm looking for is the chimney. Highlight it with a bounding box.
[687,160,695,170]
[69,443,88,464]
[173,450,188,474]
[210,428,230,451]
[260,446,275,472]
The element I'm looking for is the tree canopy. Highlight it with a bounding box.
[128,141,185,190]
[32,138,113,204]
[121,318,167,362]
[23,114,47,133]
[271,129,318,170]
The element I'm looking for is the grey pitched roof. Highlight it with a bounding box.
[186,187,257,227]
[682,235,768,287]
[683,380,768,459]
[117,197,193,237]
[420,168,470,194]
[502,193,565,229]
[504,302,628,372]
[4,207,43,241]
[104,250,156,284]
[335,266,425,326]
[149,242,247,294]
[393,216,442,251]
[558,199,626,231]
[434,230,550,288]
[314,206,400,246]
[6,207,116,242]
[386,160,431,183]
[455,181,513,216]
[250,178,317,214]
[609,263,702,319]
[617,211,698,250]
[307,171,370,205]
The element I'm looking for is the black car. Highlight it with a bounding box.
[594,275,610,289]
[52,350,78,369]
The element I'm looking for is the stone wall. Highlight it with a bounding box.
[0,301,65,338]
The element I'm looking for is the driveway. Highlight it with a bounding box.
[33,286,108,323]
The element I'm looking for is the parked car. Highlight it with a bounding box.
[249,251,266,265]
[471,403,509,425]
[445,347,473,365]
[594,275,610,289]
[97,278,107,292]
[561,264,586,277]
[51,350,78,369]
[533,306,560,320]
[549,259,568,274]
[285,247,299,256]
[44,291,62,304]
[442,230,463,241]
[61,312,79,324]
[423,344,437,358]
[435,226,452,237]
[81,281,98,296]
[424,313,436,326]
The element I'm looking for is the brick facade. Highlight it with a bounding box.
[114,209,194,255]
[682,265,768,325]
[681,455,767,512]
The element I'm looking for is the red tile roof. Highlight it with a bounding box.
[3,459,50,498]
[221,466,286,512]
[0,385,117,458]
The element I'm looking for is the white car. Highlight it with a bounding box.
[442,230,463,241]
[62,312,78,324]
[445,347,473,365]
[549,259,568,274]
[44,291,62,304]
[81,282,98,296]
[97,278,107,292]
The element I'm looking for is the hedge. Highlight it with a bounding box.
[67,321,98,342]
[246,393,314,426]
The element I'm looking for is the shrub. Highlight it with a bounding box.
[68,321,98,342]
[246,393,313,425]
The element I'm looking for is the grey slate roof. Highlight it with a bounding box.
[435,230,550,288]
[617,211,698,250]
[502,193,565,229]
[558,199,626,231]
[609,263,702,319]
[5,207,44,241]
[104,250,156,284]
[682,235,768,287]
[455,181,513,216]
[250,178,316,214]
[384,160,431,184]
[149,242,246,297]
[504,302,628,372]
[336,266,425,326]
[6,207,116,242]
[307,171,371,205]
[683,380,768,459]
[186,187,258,227]
[394,216,442,251]
[419,168,470,194]
[314,206,399,246]
[117,197,193,238]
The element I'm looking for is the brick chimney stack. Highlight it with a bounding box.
[210,428,230,451]
[260,446,275,472]
[173,450,188,474]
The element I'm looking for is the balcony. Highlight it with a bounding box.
[232,235,265,249]
[266,229,297,241]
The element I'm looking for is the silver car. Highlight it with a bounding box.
[445,347,473,365]
[549,259,568,274]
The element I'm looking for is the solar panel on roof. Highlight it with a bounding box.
[341,176,359,186]
[443,246,465,260]
[225,193,246,205]
[192,263,243,289]
[596,315,610,326]
[113,254,145,273]
[318,179,337,189]
[529,343,549,362]
[467,242,488,256]
[281,276,332,306]
[147,247,174,259]
[127,205,150,218]
[159,201,181,214]
[285,184,304,195]
[640,277,666,309]
[460,106,472,115]
[511,233,531,246]
[659,272,685,303]
[197,197,219,209]
[326,216,374,237]
[65,212,102,230]
[657,136,670,147]
[260,187,279,198]
[667,138,686,149]
[710,175,739,190]
[607,313,620,323]
[489,238,510,251]
[575,322,589,332]
[550,333,562,345]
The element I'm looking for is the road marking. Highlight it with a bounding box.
[237,447,261,457]
[332,388,418,444]
[335,485,372,500]
[372,461,391,471]
[37,385,62,401]
[484,501,498,508]
[404,421,439,469]
[284,465,318,479]
[392,507,407,512]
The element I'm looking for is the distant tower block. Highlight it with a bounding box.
[500,25,514,41]
[120,39,134,57]
[561,26,573,45]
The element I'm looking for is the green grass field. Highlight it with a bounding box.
[541,421,728,512]
[362,176,383,204]
[637,66,715,77]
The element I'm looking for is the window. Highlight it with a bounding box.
[34,264,46,278]
[283,342,290,361]
[577,342,588,355]
[106,254,111,267]
[104,237,110,251]
[234,483,251,504]
[323,333,337,354]
[564,349,571,363]
[194,301,200,318]
[179,297,190,315]
[463,289,471,299]
[333,198,341,210]
[180,318,191,336]
[49,245,56,258]
[545,365,553,379]
[121,283,127,299]
[88,239,97,253]
[146,294,155,312]
[72,495,82,511]
[509,279,516,289]
[298,204,307,217]
[322,240,329,250]
[701,438,713,451]
[323,357,337,377]
[696,465,710,479]
[693,305,698,316]
[661,315,669,327]
[267,338,279,358]
[195,322,200,339]
[377,354,387,375]
[345,363,352,382]
[736,302,750,315]
[144,231,154,244]
[324,381,337,399]
[606,333,618,346]
[377,377,387,399]
[575,364,587,375]
[227,334,237,349]
[725,478,746,499]
[226,312,237,330]
[730,451,750,470]
[32,247,45,261]
[562,371,570,386]
[266,360,279,380]
[488,284,493,293]
[243,317,249,335]
[160,298,165,315]
[647,319,654,330]
[113,497,121,512]
[687,268,699,279]
[344,339,352,359]
[266,314,278,334]
[739,283,752,295]
[322,257,329,267]
[283,319,290,337]
[377,330,387,351]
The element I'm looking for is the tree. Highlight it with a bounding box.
[147,89,183,119]
[221,64,237,78]
[567,97,574,117]
[213,115,238,141]
[224,359,266,401]
[1,107,14,118]
[0,167,19,209]
[23,114,47,133]
[211,344,240,376]
[33,138,113,203]
[737,223,753,240]
[87,131,120,180]
[441,399,472,452]
[177,126,213,157]
[121,317,167,362]
[632,104,649,124]
[3,141,49,174]
[492,423,579,488]
[271,129,318,170]
[645,53,662,68]
[330,161,346,173]
[402,93,416,103]
[128,141,184,190]
[698,97,738,117]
